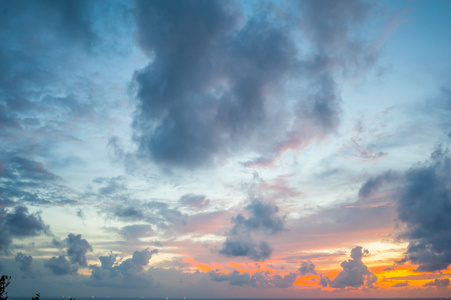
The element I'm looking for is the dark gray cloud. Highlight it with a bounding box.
[178,194,210,209]
[66,233,92,267]
[219,199,284,261]
[15,252,34,278]
[230,200,284,235]
[394,147,451,272]
[209,269,297,288]
[320,246,377,289]
[87,248,158,288]
[358,170,399,198]
[219,239,272,262]
[45,233,92,275]
[298,260,317,276]
[0,206,48,253]
[131,0,380,169]
[44,256,78,276]
[423,278,450,288]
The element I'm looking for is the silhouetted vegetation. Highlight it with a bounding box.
[0,275,11,300]
[0,275,46,300]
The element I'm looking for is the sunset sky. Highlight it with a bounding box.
[1,0,451,298]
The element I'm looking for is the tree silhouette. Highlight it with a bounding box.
[0,275,11,300]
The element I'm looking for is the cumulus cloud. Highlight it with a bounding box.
[423,278,450,288]
[87,248,158,288]
[45,256,78,276]
[320,246,377,289]
[219,199,284,261]
[395,147,451,272]
[298,260,317,276]
[209,269,297,288]
[131,0,381,169]
[66,233,92,266]
[45,233,92,275]
[0,206,48,253]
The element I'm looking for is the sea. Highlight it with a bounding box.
[9,298,451,300]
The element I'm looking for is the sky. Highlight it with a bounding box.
[1,0,451,298]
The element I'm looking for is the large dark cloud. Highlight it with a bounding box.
[87,248,158,288]
[131,0,380,169]
[0,206,48,253]
[320,246,377,289]
[209,269,297,288]
[45,233,92,275]
[395,147,451,272]
[360,147,451,272]
[219,199,284,261]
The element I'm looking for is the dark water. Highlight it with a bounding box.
[9,298,451,300]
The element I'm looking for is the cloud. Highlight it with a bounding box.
[131,0,381,169]
[118,224,154,240]
[219,239,272,262]
[392,281,408,287]
[358,170,399,198]
[108,200,188,231]
[66,233,92,266]
[298,260,317,276]
[320,246,377,289]
[230,200,284,235]
[0,206,48,253]
[15,252,34,278]
[219,199,284,261]
[45,233,92,275]
[394,147,451,272]
[178,194,210,209]
[87,248,158,288]
[423,278,450,288]
[0,155,71,205]
[44,256,78,276]
[209,269,297,288]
